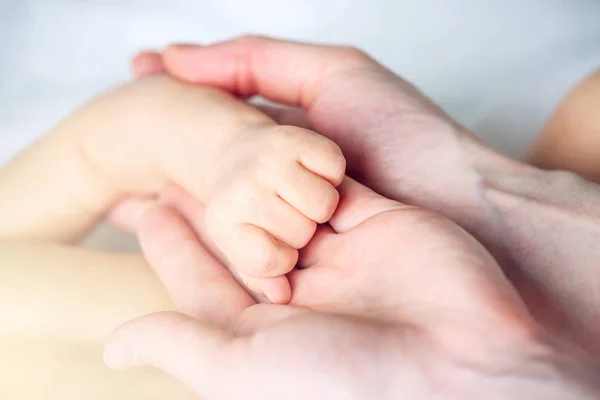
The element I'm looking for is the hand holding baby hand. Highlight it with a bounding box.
[97,77,345,304]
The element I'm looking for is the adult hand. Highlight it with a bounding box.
[131,37,600,356]
[105,178,599,399]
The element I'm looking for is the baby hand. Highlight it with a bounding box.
[204,125,345,303]
[69,75,345,303]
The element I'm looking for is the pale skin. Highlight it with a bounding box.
[0,242,198,400]
[105,179,600,399]
[0,75,346,303]
[131,38,600,358]
[6,180,598,399]
[102,38,600,398]
[0,73,344,399]
[3,36,600,399]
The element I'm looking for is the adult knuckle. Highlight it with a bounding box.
[336,45,373,65]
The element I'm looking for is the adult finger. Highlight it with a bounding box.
[228,303,307,336]
[137,43,313,127]
[131,51,166,78]
[295,223,335,269]
[156,185,217,254]
[156,185,291,304]
[138,204,255,328]
[327,177,406,233]
[104,311,234,399]
[106,196,154,232]
[162,36,379,108]
[159,36,448,187]
[134,48,312,128]
[296,178,403,269]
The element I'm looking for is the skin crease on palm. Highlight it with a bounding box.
[106,180,600,399]
[125,37,600,359]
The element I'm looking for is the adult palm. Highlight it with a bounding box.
[105,179,563,400]
[130,37,600,355]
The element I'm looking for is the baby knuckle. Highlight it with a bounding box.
[322,140,347,182]
[313,187,339,223]
[296,221,318,248]
[315,135,342,156]
[276,160,299,181]
[303,135,346,184]
[267,124,304,144]
[251,126,296,160]
[230,177,265,207]
[256,236,280,274]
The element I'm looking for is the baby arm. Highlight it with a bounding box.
[0,77,324,398]
[0,76,272,242]
[529,68,600,182]
[0,241,199,400]
[0,75,346,302]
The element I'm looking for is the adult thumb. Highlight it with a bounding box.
[105,311,234,398]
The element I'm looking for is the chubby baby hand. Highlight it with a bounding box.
[72,76,345,304]
[204,124,346,304]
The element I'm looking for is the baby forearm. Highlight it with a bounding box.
[0,124,118,241]
[0,241,172,343]
[0,241,195,400]
[0,76,270,242]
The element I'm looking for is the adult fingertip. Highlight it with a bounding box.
[240,274,291,305]
[163,44,203,81]
[164,43,206,67]
[264,277,292,305]
[131,51,165,78]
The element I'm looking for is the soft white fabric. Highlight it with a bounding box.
[1,0,599,165]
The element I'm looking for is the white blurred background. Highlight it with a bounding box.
[1,0,599,162]
[0,0,599,249]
